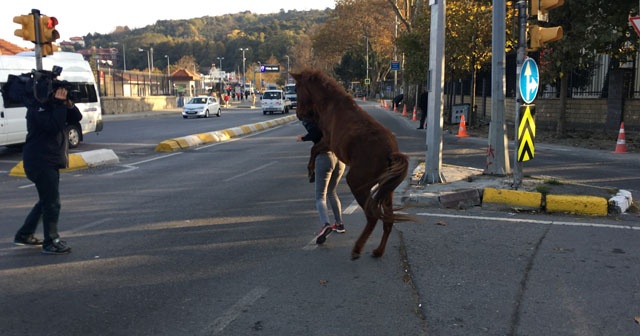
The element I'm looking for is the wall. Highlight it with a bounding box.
[101,96,178,115]
[467,98,640,132]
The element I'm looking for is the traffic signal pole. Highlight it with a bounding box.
[513,0,527,187]
[31,9,43,71]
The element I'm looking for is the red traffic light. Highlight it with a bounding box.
[46,16,58,29]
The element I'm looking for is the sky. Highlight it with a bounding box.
[2,0,336,49]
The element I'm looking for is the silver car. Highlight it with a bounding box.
[182,96,221,118]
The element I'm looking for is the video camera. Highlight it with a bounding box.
[1,65,79,108]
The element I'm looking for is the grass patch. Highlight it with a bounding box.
[543,178,562,185]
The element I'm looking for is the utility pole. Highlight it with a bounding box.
[422,0,446,184]
[485,0,511,176]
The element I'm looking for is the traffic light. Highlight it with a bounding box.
[39,15,60,43]
[41,43,59,56]
[530,0,564,22]
[528,25,563,51]
[13,14,36,42]
[528,0,563,51]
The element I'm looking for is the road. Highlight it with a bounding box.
[1,103,639,335]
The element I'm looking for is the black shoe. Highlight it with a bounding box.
[14,235,43,246]
[315,224,333,244]
[417,127,424,129]
[42,239,71,255]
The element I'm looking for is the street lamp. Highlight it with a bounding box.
[217,56,224,96]
[164,55,170,76]
[164,55,171,95]
[139,48,150,82]
[285,55,290,83]
[239,48,249,88]
[363,36,369,97]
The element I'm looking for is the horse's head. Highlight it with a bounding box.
[291,69,323,122]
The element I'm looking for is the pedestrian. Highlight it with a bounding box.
[14,86,82,254]
[417,87,428,129]
[297,118,346,244]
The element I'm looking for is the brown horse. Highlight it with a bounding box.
[292,69,413,259]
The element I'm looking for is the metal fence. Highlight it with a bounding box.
[94,68,205,98]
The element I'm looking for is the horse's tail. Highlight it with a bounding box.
[365,152,414,223]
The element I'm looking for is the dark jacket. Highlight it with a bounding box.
[418,91,428,112]
[300,119,323,144]
[22,100,82,170]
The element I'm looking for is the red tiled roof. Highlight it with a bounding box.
[0,38,30,55]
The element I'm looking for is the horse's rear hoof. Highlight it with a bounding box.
[351,252,361,260]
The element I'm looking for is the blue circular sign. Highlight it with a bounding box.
[519,58,539,104]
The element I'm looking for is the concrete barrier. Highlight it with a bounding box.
[9,149,119,177]
[155,115,298,152]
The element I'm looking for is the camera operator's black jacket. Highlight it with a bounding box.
[22,100,82,171]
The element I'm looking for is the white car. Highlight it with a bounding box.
[182,96,221,118]
[261,90,291,115]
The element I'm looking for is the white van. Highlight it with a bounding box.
[0,52,103,148]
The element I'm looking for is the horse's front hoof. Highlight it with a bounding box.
[372,249,384,258]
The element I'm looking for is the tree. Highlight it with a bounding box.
[537,0,638,136]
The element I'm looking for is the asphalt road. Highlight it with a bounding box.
[1,103,639,335]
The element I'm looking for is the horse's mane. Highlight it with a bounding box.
[293,68,362,121]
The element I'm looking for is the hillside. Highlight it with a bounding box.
[80,9,331,74]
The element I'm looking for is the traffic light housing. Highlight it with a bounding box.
[530,0,564,22]
[41,43,59,56]
[13,14,36,42]
[528,25,563,51]
[39,15,60,43]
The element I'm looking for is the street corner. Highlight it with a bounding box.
[9,149,119,177]
[545,194,609,216]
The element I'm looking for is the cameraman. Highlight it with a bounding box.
[14,86,82,255]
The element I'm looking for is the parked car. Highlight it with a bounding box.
[261,90,291,115]
[182,96,221,118]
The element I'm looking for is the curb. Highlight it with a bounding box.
[9,149,120,177]
[403,164,632,217]
[155,115,298,152]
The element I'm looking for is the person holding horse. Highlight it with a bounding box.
[296,118,346,244]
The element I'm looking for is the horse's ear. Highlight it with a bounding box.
[291,72,301,82]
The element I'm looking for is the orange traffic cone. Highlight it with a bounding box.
[393,104,397,112]
[402,104,407,116]
[456,115,469,138]
[613,122,627,153]
[362,96,366,101]
[412,106,418,121]
[384,100,388,109]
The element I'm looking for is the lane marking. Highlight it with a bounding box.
[207,286,269,335]
[65,218,112,234]
[223,162,278,182]
[343,200,360,215]
[416,213,640,230]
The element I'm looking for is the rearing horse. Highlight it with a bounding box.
[292,69,413,259]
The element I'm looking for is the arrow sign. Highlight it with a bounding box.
[630,16,640,37]
[519,58,539,104]
[518,105,536,162]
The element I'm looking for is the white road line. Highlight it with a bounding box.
[416,213,640,230]
[65,218,112,234]
[208,286,269,335]
[223,162,278,182]
[343,200,360,215]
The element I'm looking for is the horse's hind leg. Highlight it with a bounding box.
[371,195,394,258]
[352,214,378,260]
